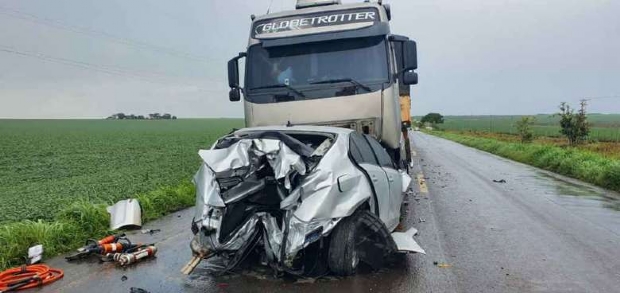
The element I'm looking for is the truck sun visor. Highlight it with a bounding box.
[252,7,379,38]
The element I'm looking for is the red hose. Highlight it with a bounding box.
[0,264,63,292]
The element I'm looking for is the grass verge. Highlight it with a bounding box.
[0,181,195,270]
[427,131,620,193]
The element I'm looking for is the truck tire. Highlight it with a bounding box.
[328,210,396,276]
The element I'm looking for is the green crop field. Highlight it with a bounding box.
[0,119,243,223]
[428,114,620,142]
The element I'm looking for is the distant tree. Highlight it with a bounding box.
[515,116,536,143]
[105,113,156,120]
[557,101,590,145]
[172,116,177,120]
[421,113,444,125]
[162,113,171,119]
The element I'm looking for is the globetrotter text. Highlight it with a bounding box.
[254,11,376,35]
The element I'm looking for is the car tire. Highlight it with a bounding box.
[328,210,396,276]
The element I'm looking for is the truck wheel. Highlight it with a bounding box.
[328,210,396,276]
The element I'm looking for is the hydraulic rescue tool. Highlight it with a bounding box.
[0,264,63,292]
[110,245,158,266]
[65,233,138,261]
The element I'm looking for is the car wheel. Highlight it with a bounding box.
[328,210,396,276]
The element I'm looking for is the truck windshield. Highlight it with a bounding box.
[246,36,389,95]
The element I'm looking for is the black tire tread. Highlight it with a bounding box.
[328,210,396,275]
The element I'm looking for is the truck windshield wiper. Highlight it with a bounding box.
[310,78,372,92]
[253,84,306,98]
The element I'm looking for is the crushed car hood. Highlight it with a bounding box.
[191,128,422,274]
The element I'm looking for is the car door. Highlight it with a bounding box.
[348,132,392,225]
[364,135,404,230]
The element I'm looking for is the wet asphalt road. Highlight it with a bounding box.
[39,131,620,293]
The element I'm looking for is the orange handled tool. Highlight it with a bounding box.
[112,246,157,266]
[97,234,123,245]
[76,233,125,253]
[66,234,131,261]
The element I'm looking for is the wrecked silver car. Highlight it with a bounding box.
[189,126,424,276]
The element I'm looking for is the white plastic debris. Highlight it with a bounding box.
[107,199,142,230]
[28,244,43,264]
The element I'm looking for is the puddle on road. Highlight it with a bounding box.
[536,172,620,212]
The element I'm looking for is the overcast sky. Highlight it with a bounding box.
[0,0,618,118]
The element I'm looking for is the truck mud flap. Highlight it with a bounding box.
[390,227,425,254]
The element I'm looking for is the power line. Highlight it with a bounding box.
[0,45,225,91]
[0,6,216,63]
[583,96,620,101]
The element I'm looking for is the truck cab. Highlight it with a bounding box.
[227,0,418,163]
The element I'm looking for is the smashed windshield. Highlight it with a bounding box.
[246,36,389,92]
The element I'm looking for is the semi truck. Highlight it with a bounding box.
[183,0,424,276]
[226,0,418,165]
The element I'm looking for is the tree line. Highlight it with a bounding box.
[106,113,177,120]
[419,100,591,146]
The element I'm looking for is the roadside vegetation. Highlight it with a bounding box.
[428,113,620,142]
[428,131,620,193]
[0,118,242,269]
[425,103,620,193]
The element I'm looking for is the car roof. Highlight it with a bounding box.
[234,125,355,136]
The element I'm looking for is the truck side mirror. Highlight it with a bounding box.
[402,70,418,85]
[403,40,417,71]
[227,52,246,101]
[229,88,241,101]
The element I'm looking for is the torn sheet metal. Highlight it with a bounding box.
[401,170,412,192]
[192,132,372,263]
[190,127,422,275]
[199,140,252,172]
[107,199,142,230]
[253,139,306,190]
[391,227,426,254]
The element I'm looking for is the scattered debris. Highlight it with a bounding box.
[418,218,426,223]
[121,275,128,281]
[493,179,507,183]
[107,199,142,230]
[433,261,452,268]
[130,287,150,293]
[27,244,43,264]
[181,251,210,275]
[217,283,230,288]
[141,229,161,235]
